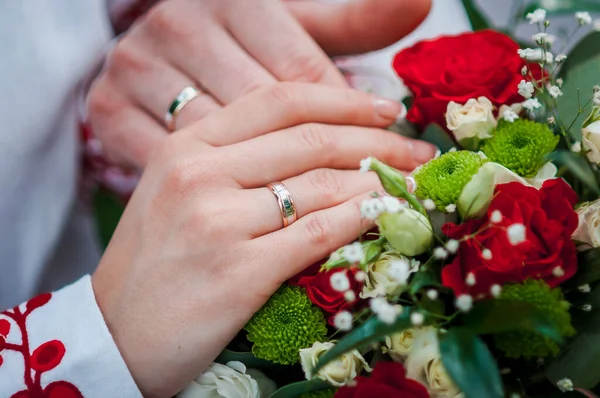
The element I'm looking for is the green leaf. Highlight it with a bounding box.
[314,309,415,373]
[269,379,331,398]
[460,0,490,30]
[523,1,600,18]
[216,349,277,369]
[547,150,600,195]
[462,299,563,342]
[564,247,600,289]
[557,32,600,140]
[439,328,504,398]
[421,123,456,154]
[93,188,125,247]
[546,284,600,389]
[409,267,441,296]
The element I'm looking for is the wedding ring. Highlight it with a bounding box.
[165,86,200,131]
[267,182,297,228]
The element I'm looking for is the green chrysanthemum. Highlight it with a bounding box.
[245,286,328,365]
[300,389,336,398]
[414,151,487,211]
[494,280,575,360]
[481,119,559,178]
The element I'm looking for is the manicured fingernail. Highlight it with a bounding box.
[409,140,439,164]
[405,176,416,193]
[374,99,404,121]
[434,148,442,159]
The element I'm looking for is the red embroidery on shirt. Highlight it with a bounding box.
[0,294,84,398]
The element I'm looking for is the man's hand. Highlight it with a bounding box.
[88,0,431,168]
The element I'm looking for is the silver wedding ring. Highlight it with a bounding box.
[165,86,200,132]
[267,182,297,228]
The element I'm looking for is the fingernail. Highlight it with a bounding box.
[374,99,404,121]
[405,176,416,193]
[409,140,439,164]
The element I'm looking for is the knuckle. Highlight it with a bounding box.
[308,169,344,202]
[283,52,328,83]
[144,4,191,41]
[303,212,334,246]
[265,82,299,106]
[161,157,201,197]
[107,40,149,75]
[87,84,116,119]
[299,123,337,154]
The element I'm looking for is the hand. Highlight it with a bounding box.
[87,0,432,168]
[91,83,436,397]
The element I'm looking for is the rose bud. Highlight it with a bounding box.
[376,209,433,256]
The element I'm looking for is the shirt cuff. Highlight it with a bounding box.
[0,275,142,398]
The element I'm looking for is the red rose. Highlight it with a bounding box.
[393,30,541,129]
[289,265,362,325]
[335,361,429,398]
[442,179,578,297]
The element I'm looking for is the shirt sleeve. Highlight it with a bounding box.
[0,275,142,398]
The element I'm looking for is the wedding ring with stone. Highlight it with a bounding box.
[165,86,200,132]
[267,182,297,228]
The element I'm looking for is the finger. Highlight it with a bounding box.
[224,124,436,187]
[287,0,432,56]
[105,39,221,129]
[244,169,382,237]
[190,83,405,146]
[250,192,374,283]
[226,0,347,87]
[140,7,277,104]
[88,84,166,167]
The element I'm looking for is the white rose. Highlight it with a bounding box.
[360,252,419,298]
[300,341,371,387]
[445,97,496,146]
[573,200,600,249]
[405,327,463,398]
[178,361,276,398]
[384,328,418,362]
[583,121,600,164]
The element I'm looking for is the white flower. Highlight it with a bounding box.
[557,377,574,392]
[594,90,600,106]
[465,273,476,286]
[344,290,356,302]
[405,327,464,398]
[518,48,553,64]
[411,312,425,326]
[579,284,591,293]
[330,272,351,292]
[583,304,592,312]
[575,11,592,26]
[521,65,529,76]
[490,284,502,298]
[361,253,418,298]
[522,98,542,111]
[573,199,600,248]
[445,97,496,143]
[384,328,419,362]
[360,198,385,220]
[354,270,367,282]
[572,141,582,153]
[556,53,567,63]
[490,210,503,224]
[381,195,405,213]
[359,157,372,173]
[342,242,364,264]
[482,249,492,260]
[433,247,448,259]
[455,294,473,312]
[502,108,519,123]
[427,289,439,300]
[300,341,371,387]
[548,85,563,98]
[526,8,546,24]
[518,80,534,99]
[178,361,276,398]
[552,266,565,277]
[532,32,548,45]
[446,239,460,254]
[423,199,436,211]
[583,121,600,164]
[507,224,527,245]
[333,311,353,331]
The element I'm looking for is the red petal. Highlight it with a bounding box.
[26,293,51,314]
[44,381,83,398]
[10,391,32,398]
[31,340,65,373]
[0,319,10,337]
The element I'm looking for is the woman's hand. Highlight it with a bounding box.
[87,0,432,167]
[91,83,436,397]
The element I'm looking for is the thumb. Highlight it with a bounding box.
[286,0,432,57]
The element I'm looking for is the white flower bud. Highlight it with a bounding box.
[334,311,354,331]
[330,272,351,292]
[507,224,527,245]
[445,97,496,148]
[455,294,473,312]
[526,9,546,24]
[300,342,371,386]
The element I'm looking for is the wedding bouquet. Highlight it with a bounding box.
[179,7,600,398]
